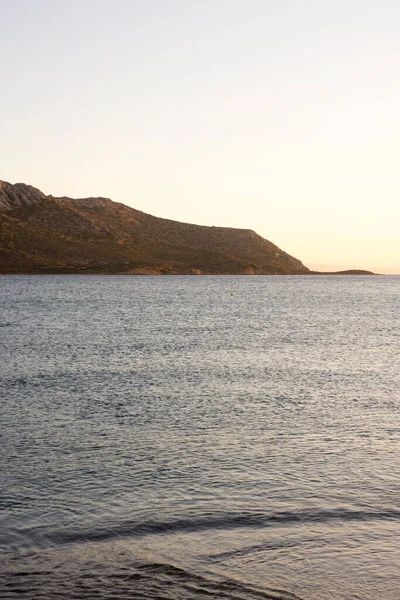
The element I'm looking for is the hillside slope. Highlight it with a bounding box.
[0,180,309,275]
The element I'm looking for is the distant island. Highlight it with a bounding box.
[0,180,374,275]
[310,269,375,275]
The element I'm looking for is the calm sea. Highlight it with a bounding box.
[1,275,399,600]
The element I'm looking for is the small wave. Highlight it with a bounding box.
[47,507,400,546]
[0,558,302,600]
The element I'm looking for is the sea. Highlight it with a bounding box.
[0,274,399,600]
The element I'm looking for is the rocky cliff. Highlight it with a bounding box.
[0,180,309,275]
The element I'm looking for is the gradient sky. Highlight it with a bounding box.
[2,0,400,273]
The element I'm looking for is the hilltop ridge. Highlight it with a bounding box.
[0,180,311,275]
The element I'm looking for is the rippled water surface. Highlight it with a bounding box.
[1,275,399,600]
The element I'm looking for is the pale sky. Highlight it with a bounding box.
[2,0,400,273]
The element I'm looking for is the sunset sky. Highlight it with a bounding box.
[2,0,400,273]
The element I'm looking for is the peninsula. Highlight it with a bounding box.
[0,180,373,275]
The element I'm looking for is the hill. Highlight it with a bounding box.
[0,181,309,274]
[0,180,310,275]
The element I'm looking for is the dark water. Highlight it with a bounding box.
[1,275,399,600]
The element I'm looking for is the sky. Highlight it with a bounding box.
[1,0,400,273]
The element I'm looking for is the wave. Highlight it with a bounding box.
[0,558,302,600]
[46,507,400,546]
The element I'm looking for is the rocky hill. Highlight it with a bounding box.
[0,180,309,275]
